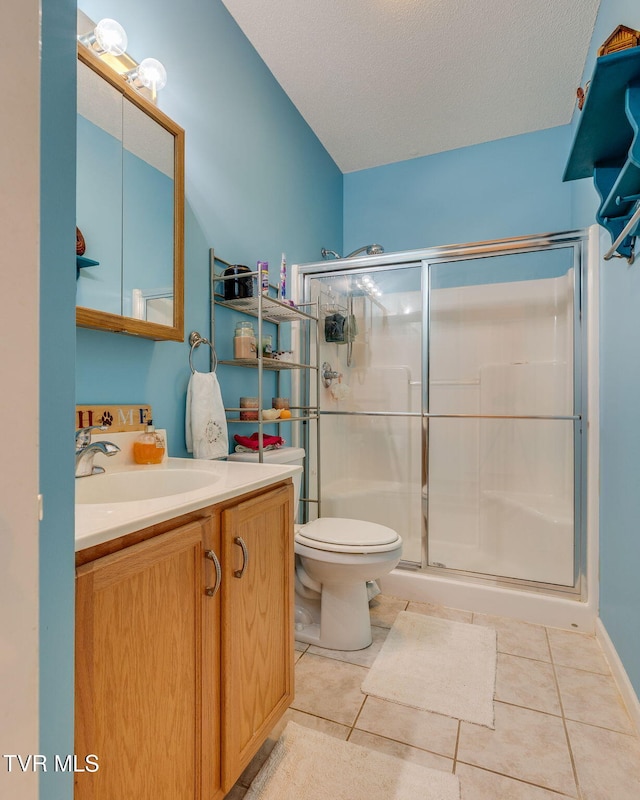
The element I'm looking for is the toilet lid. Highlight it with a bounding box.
[296,517,400,548]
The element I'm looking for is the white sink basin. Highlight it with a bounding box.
[76,468,220,504]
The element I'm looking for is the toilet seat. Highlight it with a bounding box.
[295,517,402,555]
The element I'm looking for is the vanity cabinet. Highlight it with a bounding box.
[74,518,213,800]
[74,481,294,800]
[220,485,294,786]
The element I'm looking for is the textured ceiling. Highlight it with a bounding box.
[221,0,600,173]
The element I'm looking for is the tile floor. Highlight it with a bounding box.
[226,595,640,800]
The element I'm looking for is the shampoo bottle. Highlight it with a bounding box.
[133,420,166,464]
[258,260,269,294]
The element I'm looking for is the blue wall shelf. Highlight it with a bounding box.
[564,48,640,261]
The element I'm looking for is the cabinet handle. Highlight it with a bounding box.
[204,549,222,596]
[233,536,249,579]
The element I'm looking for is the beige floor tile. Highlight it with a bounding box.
[243,597,640,800]
[294,640,309,653]
[368,594,408,628]
[472,614,551,661]
[547,628,610,675]
[307,623,389,667]
[349,728,455,773]
[456,763,570,799]
[355,695,459,757]
[457,702,577,796]
[291,652,368,725]
[283,708,351,740]
[567,719,640,800]
[556,665,634,734]
[495,653,561,715]
[237,708,349,787]
[406,601,473,623]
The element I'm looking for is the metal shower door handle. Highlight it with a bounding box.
[233,536,249,578]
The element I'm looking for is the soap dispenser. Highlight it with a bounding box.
[133,420,166,464]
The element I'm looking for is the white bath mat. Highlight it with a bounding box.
[361,611,497,728]
[245,722,460,800]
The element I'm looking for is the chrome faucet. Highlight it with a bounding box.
[75,426,120,478]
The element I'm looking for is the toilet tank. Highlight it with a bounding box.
[227,447,305,517]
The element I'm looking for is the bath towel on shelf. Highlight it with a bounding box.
[234,432,284,452]
[186,371,228,459]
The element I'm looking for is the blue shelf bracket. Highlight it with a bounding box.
[596,83,640,261]
[594,166,635,260]
[76,255,100,279]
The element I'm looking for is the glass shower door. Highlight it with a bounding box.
[310,266,424,564]
[425,247,581,587]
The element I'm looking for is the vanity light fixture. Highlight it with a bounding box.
[78,18,128,57]
[125,58,168,98]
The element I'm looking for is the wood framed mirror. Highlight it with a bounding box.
[76,47,184,341]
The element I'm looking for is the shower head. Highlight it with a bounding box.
[321,244,385,260]
[344,244,385,259]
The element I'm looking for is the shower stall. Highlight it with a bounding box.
[294,230,596,629]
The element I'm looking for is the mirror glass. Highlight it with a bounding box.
[76,49,184,340]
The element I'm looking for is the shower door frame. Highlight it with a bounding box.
[294,229,589,598]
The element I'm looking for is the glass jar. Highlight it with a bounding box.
[234,322,256,359]
[260,335,273,357]
[239,396,259,420]
[235,321,254,336]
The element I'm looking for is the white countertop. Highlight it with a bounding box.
[75,457,301,551]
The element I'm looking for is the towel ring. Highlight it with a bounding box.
[189,331,218,374]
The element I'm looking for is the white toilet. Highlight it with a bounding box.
[228,447,403,651]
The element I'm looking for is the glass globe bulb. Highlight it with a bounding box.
[137,58,168,91]
[94,18,128,56]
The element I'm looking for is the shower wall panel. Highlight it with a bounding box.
[427,263,576,586]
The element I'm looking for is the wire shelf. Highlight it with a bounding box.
[219,358,317,371]
[216,295,318,323]
[225,414,319,423]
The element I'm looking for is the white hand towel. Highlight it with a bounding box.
[186,371,229,459]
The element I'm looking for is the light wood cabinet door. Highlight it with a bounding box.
[220,484,294,789]
[75,519,220,800]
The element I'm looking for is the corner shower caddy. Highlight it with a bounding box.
[564,46,640,263]
[208,248,320,516]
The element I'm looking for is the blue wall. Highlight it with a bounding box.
[77,0,343,456]
[40,0,77,797]
[344,125,576,254]
[572,0,640,697]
